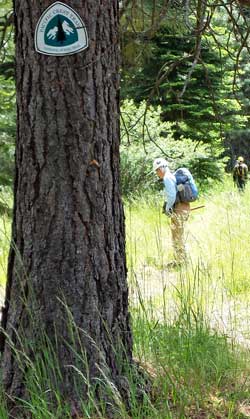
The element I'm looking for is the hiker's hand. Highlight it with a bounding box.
[162,202,173,217]
[166,208,173,217]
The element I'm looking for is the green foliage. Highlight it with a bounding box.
[0,75,15,189]
[120,3,250,172]
[0,1,14,74]
[224,53,250,167]
[0,2,15,190]
[120,100,226,197]
[121,23,243,145]
[0,216,9,284]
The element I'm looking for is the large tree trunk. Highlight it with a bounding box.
[1,0,132,412]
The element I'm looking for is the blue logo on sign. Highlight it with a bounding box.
[45,15,78,47]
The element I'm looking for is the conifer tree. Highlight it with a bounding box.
[0,1,133,415]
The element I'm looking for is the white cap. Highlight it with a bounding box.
[153,157,168,172]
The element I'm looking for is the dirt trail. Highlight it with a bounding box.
[129,265,250,348]
[1,268,250,348]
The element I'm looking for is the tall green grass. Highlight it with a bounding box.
[0,213,10,286]
[126,178,250,418]
[1,180,250,417]
[0,189,12,286]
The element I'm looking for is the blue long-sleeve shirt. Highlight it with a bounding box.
[163,170,177,211]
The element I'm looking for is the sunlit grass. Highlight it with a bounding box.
[126,194,172,270]
[125,178,250,417]
[0,212,10,286]
[189,182,250,296]
[126,178,250,298]
[0,189,12,286]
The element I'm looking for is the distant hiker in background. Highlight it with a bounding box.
[153,158,198,267]
[233,156,248,191]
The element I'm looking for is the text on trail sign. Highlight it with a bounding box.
[35,2,88,56]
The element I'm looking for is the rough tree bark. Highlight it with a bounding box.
[0,0,133,413]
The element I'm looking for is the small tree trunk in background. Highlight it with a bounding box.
[1,0,133,411]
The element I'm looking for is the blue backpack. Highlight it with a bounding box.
[174,168,198,203]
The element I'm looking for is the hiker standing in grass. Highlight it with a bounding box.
[233,156,248,191]
[153,158,193,267]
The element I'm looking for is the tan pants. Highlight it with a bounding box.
[170,202,190,263]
